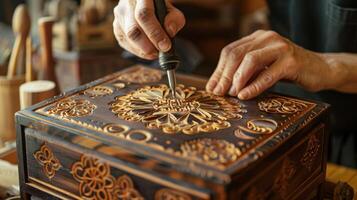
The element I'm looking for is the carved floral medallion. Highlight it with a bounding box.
[33,143,62,179]
[155,188,192,200]
[300,134,320,171]
[47,98,96,117]
[258,97,307,114]
[180,138,241,166]
[111,84,244,134]
[71,155,143,200]
[117,67,162,84]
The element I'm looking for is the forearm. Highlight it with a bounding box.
[322,53,357,93]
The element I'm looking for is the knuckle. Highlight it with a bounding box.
[244,53,258,66]
[261,71,274,84]
[148,29,165,41]
[135,8,154,23]
[221,75,233,85]
[278,41,290,51]
[221,46,233,57]
[126,26,142,41]
[265,30,279,38]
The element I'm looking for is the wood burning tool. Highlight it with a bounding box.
[154,0,180,98]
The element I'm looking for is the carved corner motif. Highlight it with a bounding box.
[273,158,296,199]
[111,84,244,134]
[71,155,143,200]
[117,67,162,84]
[47,98,96,117]
[84,85,114,98]
[155,188,192,200]
[258,97,308,114]
[33,143,62,179]
[180,138,241,167]
[300,134,320,171]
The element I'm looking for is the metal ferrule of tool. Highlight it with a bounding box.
[154,0,180,98]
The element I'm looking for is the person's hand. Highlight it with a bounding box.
[113,0,185,60]
[206,30,343,100]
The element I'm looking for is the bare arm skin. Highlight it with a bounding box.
[205,30,357,99]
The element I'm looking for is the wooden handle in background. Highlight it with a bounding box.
[7,4,31,79]
[25,37,33,82]
[38,17,57,83]
[7,36,23,79]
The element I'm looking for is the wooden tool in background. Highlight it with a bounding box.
[7,5,30,79]
[0,4,30,143]
[38,17,58,86]
[20,17,57,110]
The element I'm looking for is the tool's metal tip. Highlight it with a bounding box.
[167,70,176,98]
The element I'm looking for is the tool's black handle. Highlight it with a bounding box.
[154,0,180,70]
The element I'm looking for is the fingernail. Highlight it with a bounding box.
[213,85,222,95]
[158,39,171,51]
[167,23,176,37]
[228,87,236,96]
[238,89,249,100]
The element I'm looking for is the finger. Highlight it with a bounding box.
[228,43,286,96]
[206,35,255,93]
[135,0,171,52]
[164,2,185,37]
[210,31,275,95]
[238,59,284,100]
[114,18,157,60]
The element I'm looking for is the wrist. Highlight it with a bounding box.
[318,53,350,91]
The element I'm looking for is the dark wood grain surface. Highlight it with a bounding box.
[16,65,330,200]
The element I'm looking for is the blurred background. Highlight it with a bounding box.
[0,0,269,91]
[0,0,268,199]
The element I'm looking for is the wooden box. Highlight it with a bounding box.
[16,65,330,200]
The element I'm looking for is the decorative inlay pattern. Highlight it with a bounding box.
[239,118,278,134]
[180,138,241,166]
[155,188,192,200]
[258,97,307,114]
[47,98,96,117]
[71,155,143,200]
[33,143,62,179]
[111,84,244,134]
[273,158,296,198]
[84,86,113,97]
[300,134,320,171]
[117,67,162,84]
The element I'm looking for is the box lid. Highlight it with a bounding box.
[16,65,329,185]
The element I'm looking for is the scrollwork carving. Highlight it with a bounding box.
[239,118,278,134]
[273,158,296,199]
[84,86,113,97]
[300,134,320,171]
[47,98,96,117]
[258,97,307,114]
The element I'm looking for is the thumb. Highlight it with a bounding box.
[164,2,186,37]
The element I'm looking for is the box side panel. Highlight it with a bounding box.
[229,122,326,199]
[24,127,212,200]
